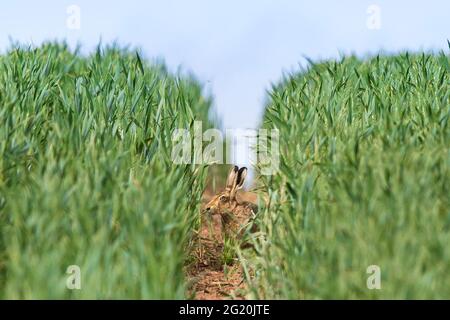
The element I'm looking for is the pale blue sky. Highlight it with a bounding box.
[1,0,449,131]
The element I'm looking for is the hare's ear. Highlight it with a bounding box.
[235,167,247,190]
[225,165,239,191]
[229,166,247,202]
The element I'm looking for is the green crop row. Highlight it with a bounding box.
[0,43,214,298]
[252,53,450,299]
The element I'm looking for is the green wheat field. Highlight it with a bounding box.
[0,43,449,299]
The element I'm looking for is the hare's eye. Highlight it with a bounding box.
[219,195,228,202]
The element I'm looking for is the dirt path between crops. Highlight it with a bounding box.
[186,190,257,300]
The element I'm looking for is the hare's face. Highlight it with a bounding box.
[203,165,247,215]
[204,192,232,214]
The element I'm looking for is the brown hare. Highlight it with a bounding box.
[194,165,257,269]
[204,165,257,239]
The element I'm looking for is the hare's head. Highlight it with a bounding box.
[204,165,247,214]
